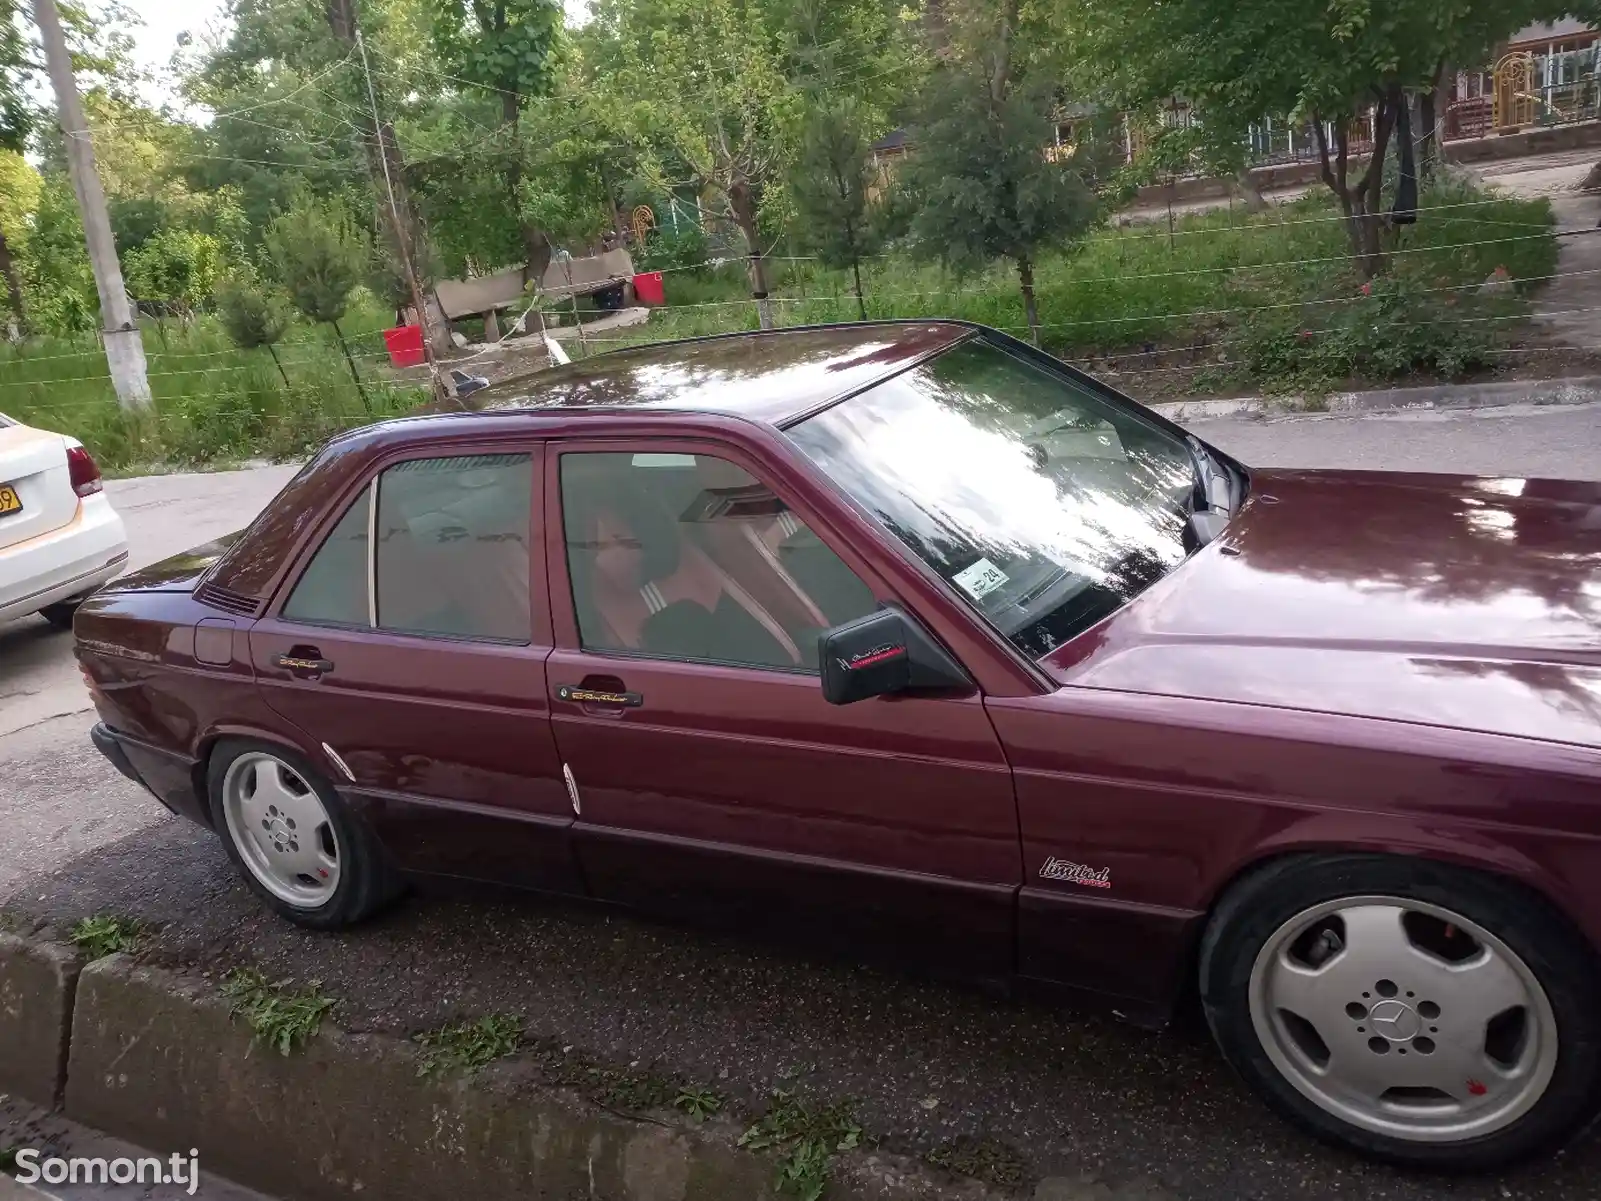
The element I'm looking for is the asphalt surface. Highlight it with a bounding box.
[2,404,1600,1201]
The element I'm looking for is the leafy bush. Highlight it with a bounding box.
[636,220,710,275]
[1216,274,1510,394]
[218,283,291,351]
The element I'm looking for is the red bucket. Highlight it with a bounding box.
[383,324,426,368]
[632,272,665,306]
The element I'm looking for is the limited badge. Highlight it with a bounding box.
[1039,856,1112,889]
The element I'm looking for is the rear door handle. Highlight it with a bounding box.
[277,649,334,679]
[555,683,643,708]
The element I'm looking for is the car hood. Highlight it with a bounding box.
[106,531,246,594]
[1041,469,1601,748]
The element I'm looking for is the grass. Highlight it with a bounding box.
[68,915,143,960]
[0,180,1557,473]
[221,968,337,1057]
[414,1014,523,1078]
[739,1091,863,1201]
[590,178,1557,399]
[0,301,428,473]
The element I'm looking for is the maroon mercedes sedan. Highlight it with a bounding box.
[75,322,1601,1168]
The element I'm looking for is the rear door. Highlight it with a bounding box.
[0,423,75,551]
[249,441,581,893]
[543,438,1021,978]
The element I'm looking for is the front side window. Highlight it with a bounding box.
[560,451,877,671]
[281,453,533,643]
[787,338,1196,658]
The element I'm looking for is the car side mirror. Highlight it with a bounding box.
[818,607,972,705]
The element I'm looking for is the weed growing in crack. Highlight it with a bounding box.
[673,1085,724,1122]
[740,1090,862,1201]
[414,1015,523,1078]
[68,915,144,960]
[221,968,336,1056]
[928,1137,1029,1188]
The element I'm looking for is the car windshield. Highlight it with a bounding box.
[787,337,1197,658]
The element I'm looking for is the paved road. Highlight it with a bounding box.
[1,405,1598,1201]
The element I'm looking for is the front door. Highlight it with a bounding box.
[544,440,1020,977]
[250,445,581,893]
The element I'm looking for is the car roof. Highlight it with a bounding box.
[470,321,974,427]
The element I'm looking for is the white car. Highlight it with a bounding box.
[0,413,128,628]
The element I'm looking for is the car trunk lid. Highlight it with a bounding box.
[104,531,247,595]
[0,424,77,553]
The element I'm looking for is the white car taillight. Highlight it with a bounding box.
[67,444,103,497]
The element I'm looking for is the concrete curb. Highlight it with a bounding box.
[1150,374,1601,422]
[0,933,82,1110]
[2,940,997,1201]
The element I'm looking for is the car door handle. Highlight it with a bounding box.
[277,648,334,679]
[555,683,644,709]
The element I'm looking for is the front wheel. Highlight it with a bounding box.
[1200,854,1601,1169]
[206,739,402,930]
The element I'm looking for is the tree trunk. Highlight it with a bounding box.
[1419,60,1447,180]
[266,342,291,389]
[326,0,449,357]
[851,256,866,321]
[330,318,372,411]
[0,225,25,334]
[1233,168,1269,213]
[499,89,555,297]
[1313,102,1396,279]
[729,178,774,330]
[1017,256,1040,345]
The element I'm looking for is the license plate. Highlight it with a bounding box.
[0,485,21,517]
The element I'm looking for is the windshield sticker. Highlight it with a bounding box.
[953,558,1008,601]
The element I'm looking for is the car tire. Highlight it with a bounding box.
[205,738,403,930]
[38,600,80,629]
[1199,853,1601,1170]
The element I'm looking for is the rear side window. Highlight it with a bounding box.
[375,454,532,642]
[280,454,533,643]
[282,489,370,626]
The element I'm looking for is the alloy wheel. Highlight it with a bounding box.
[1248,895,1558,1142]
[221,752,342,909]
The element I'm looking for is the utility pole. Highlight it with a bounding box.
[354,30,455,406]
[33,0,151,411]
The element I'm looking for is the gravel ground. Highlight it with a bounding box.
[2,402,1600,1200]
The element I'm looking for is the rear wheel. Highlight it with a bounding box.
[38,599,81,629]
[206,739,401,930]
[1200,854,1601,1169]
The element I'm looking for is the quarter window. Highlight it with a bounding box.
[281,453,533,643]
[282,489,369,626]
[560,451,877,671]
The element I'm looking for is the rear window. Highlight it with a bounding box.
[206,452,357,599]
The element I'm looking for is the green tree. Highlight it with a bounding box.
[1076,0,1577,276]
[898,66,1098,344]
[429,0,564,280]
[218,280,293,387]
[267,197,371,403]
[24,175,98,335]
[789,97,880,320]
[122,227,223,320]
[593,0,799,327]
[1,0,34,332]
